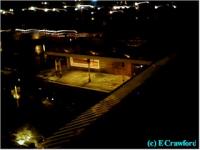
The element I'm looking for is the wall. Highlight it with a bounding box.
[99,59,132,77]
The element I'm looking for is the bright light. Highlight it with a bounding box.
[17,140,25,145]
[64,49,70,53]
[70,57,100,69]
[91,11,94,15]
[22,8,25,11]
[135,2,139,6]
[28,6,36,11]
[14,127,39,147]
[51,97,54,101]
[13,93,20,100]
[9,8,14,12]
[11,86,21,100]
[97,7,101,10]
[77,4,94,9]
[154,5,159,9]
[35,45,42,55]
[172,5,177,9]
[41,1,48,5]
[52,8,56,11]
[0,10,6,14]
[135,5,139,10]
[44,8,48,12]
[124,54,130,58]
[113,6,130,10]
[77,4,81,8]
[63,5,67,8]
[43,44,46,52]
[113,6,119,10]
[75,8,78,11]
[17,78,21,82]
[109,11,113,14]
[134,2,140,10]
[90,51,98,55]
[91,17,95,21]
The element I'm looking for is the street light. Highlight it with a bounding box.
[44,8,48,12]
[9,8,14,12]
[28,6,36,11]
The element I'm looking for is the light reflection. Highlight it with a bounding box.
[13,126,40,148]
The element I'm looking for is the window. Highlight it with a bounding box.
[70,57,99,69]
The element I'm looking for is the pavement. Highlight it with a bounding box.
[37,69,130,93]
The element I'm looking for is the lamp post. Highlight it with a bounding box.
[87,58,91,82]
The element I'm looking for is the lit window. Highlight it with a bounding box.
[70,57,100,69]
